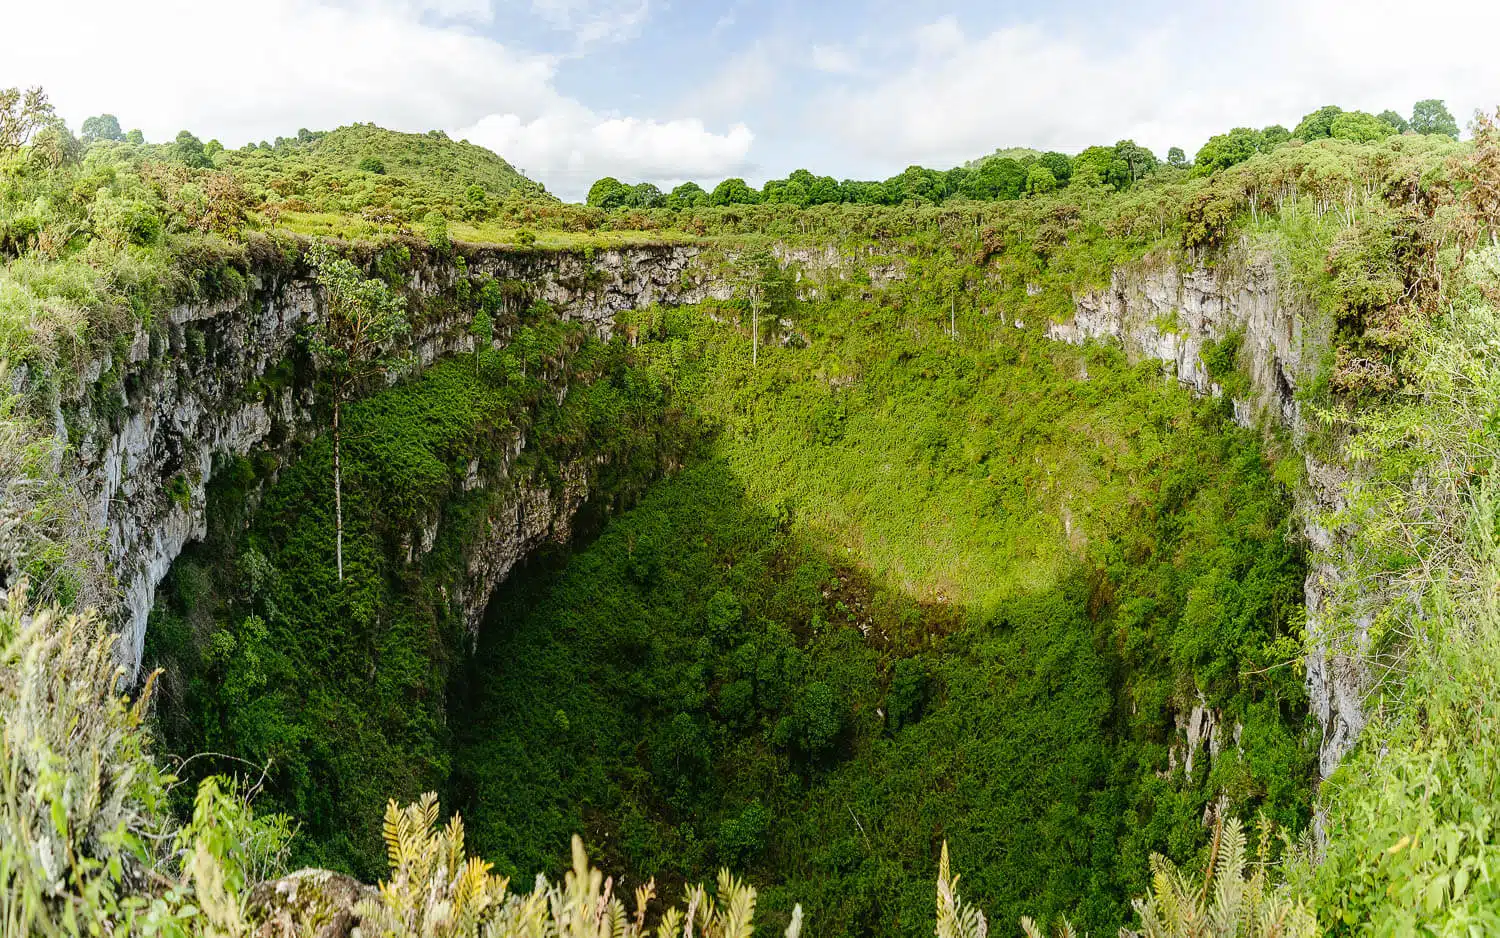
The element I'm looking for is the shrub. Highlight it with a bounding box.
[424,211,451,254]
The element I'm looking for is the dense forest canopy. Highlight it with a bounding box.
[584,100,1461,211]
[3,77,1500,938]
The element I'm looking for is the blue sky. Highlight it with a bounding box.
[6,0,1500,200]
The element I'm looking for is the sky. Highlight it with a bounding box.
[5,0,1500,201]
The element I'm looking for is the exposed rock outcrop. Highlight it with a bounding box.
[1047,248,1367,778]
[52,243,729,680]
[248,868,377,938]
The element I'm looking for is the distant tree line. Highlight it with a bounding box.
[586,99,1464,210]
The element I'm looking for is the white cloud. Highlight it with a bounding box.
[810,44,859,75]
[0,0,748,201]
[529,0,650,46]
[681,42,779,123]
[816,1,1500,171]
[460,110,753,194]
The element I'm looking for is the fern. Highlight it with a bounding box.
[936,842,989,938]
[1122,813,1317,938]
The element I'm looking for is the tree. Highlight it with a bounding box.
[1037,151,1074,185]
[666,181,708,208]
[423,211,450,254]
[1331,111,1396,143]
[172,130,212,168]
[738,249,792,367]
[1024,164,1058,195]
[304,241,411,582]
[357,155,385,174]
[1260,124,1291,148]
[898,164,946,203]
[963,157,1026,200]
[586,176,630,209]
[1112,140,1157,183]
[1293,105,1343,140]
[1459,109,1500,246]
[1411,99,1460,138]
[27,121,81,169]
[80,114,124,144]
[710,177,759,206]
[627,182,663,208]
[1167,146,1188,168]
[805,173,841,205]
[1377,109,1410,134]
[125,129,145,145]
[469,308,493,373]
[1072,146,1120,188]
[0,86,55,154]
[1194,128,1262,174]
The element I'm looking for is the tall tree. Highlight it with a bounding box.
[172,130,212,168]
[0,86,54,154]
[1411,99,1460,138]
[737,250,793,367]
[627,182,663,208]
[586,177,630,210]
[1293,105,1343,140]
[305,241,411,582]
[1377,109,1410,134]
[1194,128,1262,174]
[1112,140,1156,183]
[1459,109,1500,247]
[666,181,708,208]
[711,178,759,206]
[1024,165,1058,195]
[1167,146,1188,168]
[80,114,124,144]
[1260,125,1292,148]
[1331,111,1397,143]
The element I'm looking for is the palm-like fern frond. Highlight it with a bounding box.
[936,842,989,938]
[1123,814,1317,938]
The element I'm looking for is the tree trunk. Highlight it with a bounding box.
[752,291,759,368]
[334,399,344,583]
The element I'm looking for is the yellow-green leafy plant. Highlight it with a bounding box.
[0,581,173,935]
[0,581,295,937]
[935,842,989,938]
[356,792,799,938]
[1122,814,1316,938]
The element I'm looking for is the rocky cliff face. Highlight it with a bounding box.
[55,242,728,681]
[42,234,1360,777]
[1047,248,1367,778]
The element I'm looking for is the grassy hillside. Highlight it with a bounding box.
[309,124,548,199]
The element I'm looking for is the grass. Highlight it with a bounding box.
[267,210,695,249]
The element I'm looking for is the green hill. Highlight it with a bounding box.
[306,124,550,201]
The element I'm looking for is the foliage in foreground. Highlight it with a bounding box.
[2,580,790,938]
[2,571,1308,937]
[0,576,1129,938]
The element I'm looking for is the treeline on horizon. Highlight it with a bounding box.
[586,99,1464,211]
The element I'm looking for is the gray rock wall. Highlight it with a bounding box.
[56,243,728,680]
[39,233,1365,777]
[1047,249,1367,778]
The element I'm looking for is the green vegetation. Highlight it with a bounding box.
[585,99,1460,210]
[449,287,1310,937]
[145,302,701,876]
[141,230,1311,935]
[7,77,1500,937]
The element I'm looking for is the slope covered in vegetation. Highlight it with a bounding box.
[4,80,1500,937]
